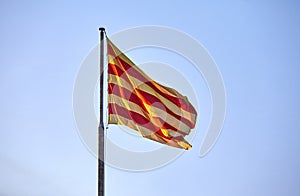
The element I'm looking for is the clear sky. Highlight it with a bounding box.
[1,0,300,196]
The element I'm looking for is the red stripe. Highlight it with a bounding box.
[109,103,190,140]
[134,88,196,131]
[108,63,132,86]
[108,83,149,115]
[109,62,197,115]
[107,41,118,57]
[109,102,154,128]
[107,42,115,57]
[108,41,196,114]
[108,40,194,149]
[108,95,190,136]
[109,103,175,140]
[108,83,196,129]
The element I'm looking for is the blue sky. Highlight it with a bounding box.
[1,0,300,195]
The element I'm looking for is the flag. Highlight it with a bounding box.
[107,38,197,150]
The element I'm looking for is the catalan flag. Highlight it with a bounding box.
[107,38,197,150]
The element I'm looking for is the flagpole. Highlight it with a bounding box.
[98,27,105,196]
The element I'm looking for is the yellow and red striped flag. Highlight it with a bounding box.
[107,38,197,150]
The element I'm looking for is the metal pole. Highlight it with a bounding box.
[98,27,105,196]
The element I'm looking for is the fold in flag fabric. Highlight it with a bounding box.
[107,38,197,150]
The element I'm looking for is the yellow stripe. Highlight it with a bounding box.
[109,94,192,134]
[109,48,181,98]
[107,38,194,150]
[109,74,196,121]
[108,114,192,150]
[107,39,136,67]
[108,53,184,99]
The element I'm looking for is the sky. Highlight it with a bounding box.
[1,0,300,195]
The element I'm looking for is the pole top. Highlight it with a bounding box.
[99,27,105,32]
